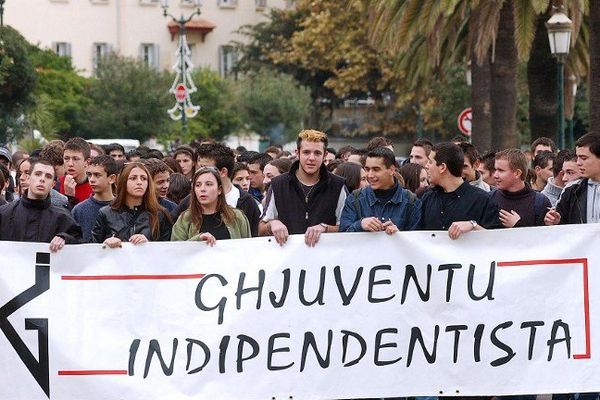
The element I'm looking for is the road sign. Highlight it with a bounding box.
[457,107,472,136]
[175,84,187,103]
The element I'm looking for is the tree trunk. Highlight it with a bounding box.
[527,12,558,142]
[589,1,600,135]
[471,49,492,153]
[490,0,518,150]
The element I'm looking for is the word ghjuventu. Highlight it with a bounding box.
[128,320,571,377]
[195,263,497,325]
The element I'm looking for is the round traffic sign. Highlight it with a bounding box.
[175,84,187,103]
[457,107,472,136]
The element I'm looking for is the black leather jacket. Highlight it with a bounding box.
[90,205,172,243]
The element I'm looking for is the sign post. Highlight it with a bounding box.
[457,107,472,137]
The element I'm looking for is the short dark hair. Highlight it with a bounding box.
[89,155,118,176]
[0,163,9,183]
[268,158,293,174]
[265,146,283,158]
[432,142,464,177]
[531,137,557,154]
[481,151,496,173]
[326,147,337,156]
[237,151,259,163]
[0,164,8,189]
[367,136,394,151]
[532,150,555,169]
[145,149,164,160]
[248,152,273,170]
[64,137,91,159]
[336,145,356,159]
[89,143,106,156]
[458,142,480,166]
[196,143,236,178]
[29,158,56,180]
[232,162,249,177]
[142,158,172,178]
[167,173,191,204]
[399,163,424,193]
[327,158,344,172]
[174,145,197,163]
[553,149,576,177]
[162,156,182,174]
[106,143,125,154]
[412,138,434,156]
[333,162,363,192]
[126,149,143,160]
[575,133,600,158]
[366,147,396,168]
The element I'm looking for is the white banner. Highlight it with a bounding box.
[1,224,600,399]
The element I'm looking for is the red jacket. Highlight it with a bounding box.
[58,175,93,206]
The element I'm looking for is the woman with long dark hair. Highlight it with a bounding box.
[91,162,172,247]
[399,163,429,195]
[171,167,250,245]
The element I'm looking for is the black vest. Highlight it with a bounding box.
[270,161,345,234]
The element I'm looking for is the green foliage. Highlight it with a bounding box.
[28,46,91,136]
[235,70,311,143]
[424,65,470,138]
[180,68,241,141]
[80,54,172,141]
[0,26,37,142]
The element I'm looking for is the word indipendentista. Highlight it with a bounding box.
[128,319,572,378]
[195,262,497,325]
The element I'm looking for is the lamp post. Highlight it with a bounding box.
[545,5,573,150]
[0,0,5,27]
[160,0,202,135]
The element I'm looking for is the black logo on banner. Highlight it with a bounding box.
[0,252,51,398]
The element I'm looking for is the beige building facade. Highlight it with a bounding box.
[5,0,292,76]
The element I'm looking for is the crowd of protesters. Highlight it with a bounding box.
[0,131,599,253]
[0,130,599,399]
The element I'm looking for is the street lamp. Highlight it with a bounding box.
[160,0,203,135]
[546,5,573,150]
[0,0,6,27]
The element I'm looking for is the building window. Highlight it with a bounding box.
[138,0,159,5]
[90,0,109,4]
[92,42,111,70]
[219,45,237,78]
[217,0,237,8]
[180,0,197,6]
[52,42,72,58]
[140,43,160,68]
[255,0,266,10]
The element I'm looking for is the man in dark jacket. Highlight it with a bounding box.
[546,133,600,225]
[420,142,502,239]
[260,130,346,247]
[0,159,81,251]
[171,143,261,236]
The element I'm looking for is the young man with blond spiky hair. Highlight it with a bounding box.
[260,130,347,247]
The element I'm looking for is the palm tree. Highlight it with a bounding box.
[363,0,588,149]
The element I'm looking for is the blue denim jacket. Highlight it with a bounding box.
[339,184,422,232]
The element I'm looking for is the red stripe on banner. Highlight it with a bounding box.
[58,370,128,376]
[61,273,205,281]
[497,258,591,359]
[574,258,591,359]
[497,258,588,267]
